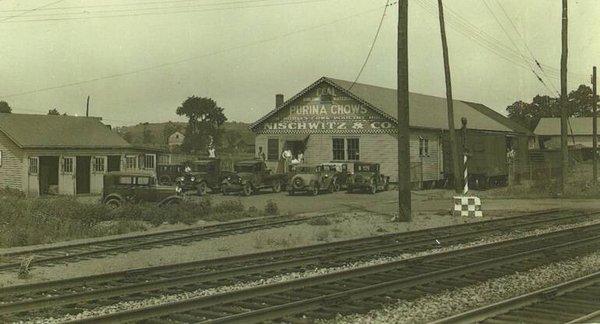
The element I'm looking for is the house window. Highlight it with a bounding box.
[125,156,137,170]
[267,139,279,161]
[332,138,345,160]
[419,137,429,157]
[62,157,74,173]
[144,154,156,169]
[93,157,105,172]
[347,138,360,161]
[29,157,39,174]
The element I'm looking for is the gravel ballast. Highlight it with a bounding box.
[26,218,600,323]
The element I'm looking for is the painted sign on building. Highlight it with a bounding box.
[257,86,395,134]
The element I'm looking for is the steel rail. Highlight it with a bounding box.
[57,222,600,324]
[0,209,592,311]
[433,271,600,324]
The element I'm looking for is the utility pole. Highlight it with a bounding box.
[86,96,90,117]
[397,0,411,221]
[593,66,597,184]
[559,0,568,194]
[437,0,461,193]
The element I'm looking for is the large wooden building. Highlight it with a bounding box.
[0,113,166,196]
[251,77,530,186]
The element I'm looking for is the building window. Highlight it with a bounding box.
[125,156,137,170]
[419,137,429,157]
[332,138,345,160]
[61,157,74,173]
[93,157,105,172]
[29,157,38,174]
[267,139,279,161]
[144,154,156,170]
[347,138,360,161]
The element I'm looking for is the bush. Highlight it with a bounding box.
[264,200,279,215]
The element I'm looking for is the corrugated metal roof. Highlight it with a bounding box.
[535,117,596,136]
[251,77,527,134]
[0,113,131,149]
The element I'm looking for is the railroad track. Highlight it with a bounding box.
[54,221,600,324]
[0,212,331,273]
[434,270,600,324]
[1,209,598,322]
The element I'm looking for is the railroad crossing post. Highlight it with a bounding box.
[461,117,469,195]
[453,117,482,217]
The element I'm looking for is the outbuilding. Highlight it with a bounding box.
[250,77,530,187]
[0,113,167,196]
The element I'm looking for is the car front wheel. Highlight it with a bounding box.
[242,183,253,196]
[311,185,319,196]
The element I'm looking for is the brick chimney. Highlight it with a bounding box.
[275,94,284,108]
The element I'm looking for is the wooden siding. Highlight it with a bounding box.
[0,131,25,191]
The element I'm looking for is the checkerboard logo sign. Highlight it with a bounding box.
[453,196,483,217]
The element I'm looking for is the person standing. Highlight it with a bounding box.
[257,146,266,162]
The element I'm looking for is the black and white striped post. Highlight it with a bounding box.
[462,117,468,195]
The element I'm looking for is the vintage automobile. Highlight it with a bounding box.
[319,162,350,191]
[176,159,234,196]
[346,162,390,194]
[156,164,185,186]
[288,165,338,196]
[221,160,287,196]
[101,171,183,208]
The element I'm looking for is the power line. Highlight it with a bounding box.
[0,0,329,23]
[348,0,392,91]
[0,0,65,22]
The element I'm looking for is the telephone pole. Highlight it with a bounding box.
[86,96,90,117]
[397,0,411,221]
[593,66,597,184]
[559,0,569,194]
[437,0,461,193]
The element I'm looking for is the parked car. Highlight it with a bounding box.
[101,171,183,208]
[221,160,287,196]
[176,159,234,196]
[346,162,390,194]
[288,165,338,196]
[156,164,185,185]
[320,162,350,190]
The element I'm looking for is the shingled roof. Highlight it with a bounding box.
[0,113,131,149]
[252,77,530,135]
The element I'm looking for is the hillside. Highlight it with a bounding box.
[115,121,255,148]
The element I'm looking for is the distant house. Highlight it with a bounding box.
[168,131,185,149]
[0,114,166,196]
[533,117,598,149]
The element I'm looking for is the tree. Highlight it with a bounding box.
[48,108,60,115]
[176,96,227,154]
[506,85,592,130]
[0,101,12,113]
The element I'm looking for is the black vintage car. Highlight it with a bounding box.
[221,160,287,196]
[288,165,337,196]
[102,171,182,208]
[176,159,234,196]
[156,164,185,185]
[346,162,390,194]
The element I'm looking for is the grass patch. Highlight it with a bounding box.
[0,194,269,248]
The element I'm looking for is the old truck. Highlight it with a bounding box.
[346,162,390,194]
[176,159,234,196]
[101,171,183,208]
[288,164,338,196]
[221,160,288,196]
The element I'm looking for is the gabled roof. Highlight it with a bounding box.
[0,113,131,149]
[251,77,528,134]
[535,117,595,136]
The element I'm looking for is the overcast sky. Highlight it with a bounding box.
[0,0,598,126]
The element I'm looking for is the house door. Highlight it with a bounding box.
[76,156,91,194]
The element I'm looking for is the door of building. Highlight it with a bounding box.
[76,156,91,194]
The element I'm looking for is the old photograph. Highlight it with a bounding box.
[0,0,599,323]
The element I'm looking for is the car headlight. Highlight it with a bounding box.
[190,177,196,182]
[175,186,182,193]
[176,176,184,182]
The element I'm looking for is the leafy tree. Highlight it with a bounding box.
[48,108,60,115]
[506,85,593,130]
[0,101,12,113]
[176,96,227,154]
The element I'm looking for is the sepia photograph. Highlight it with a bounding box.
[0,0,599,323]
